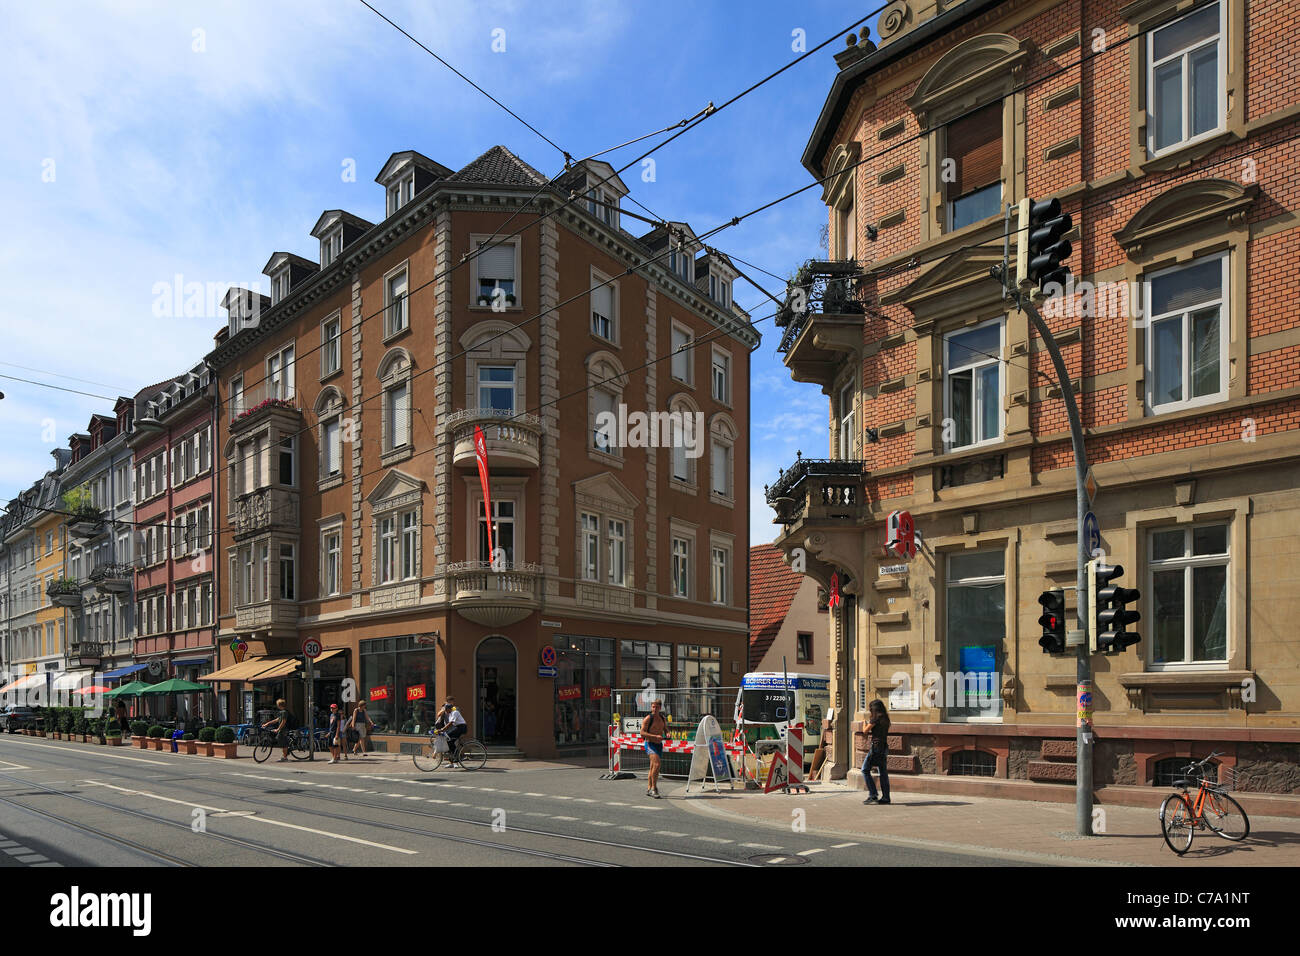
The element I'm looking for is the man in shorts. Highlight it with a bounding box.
[641,700,668,799]
[261,698,293,762]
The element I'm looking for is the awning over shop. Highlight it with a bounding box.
[199,656,293,682]
[313,648,345,663]
[250,658,302,682]
[103,663,148,680]
[0,673,44,694]
[172,657,211,668]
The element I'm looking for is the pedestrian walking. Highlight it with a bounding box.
[861,699,891,805]
[326,703,346,764]
[114,700,130,737]
[349,700,374,756]
[641,699,668,799]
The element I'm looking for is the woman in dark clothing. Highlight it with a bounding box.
[115,700,130,737]
[861,699,891,805]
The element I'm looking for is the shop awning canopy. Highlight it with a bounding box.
[0,673,44,694]
[103,663,149,680]
[200,656,292,683]
[138,678,210,695]
[171,657,210,668]
[105,681,151,698]
[250,658,302,682]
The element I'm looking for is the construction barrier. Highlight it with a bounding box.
[601,725,747,780]
[763,722,808,795]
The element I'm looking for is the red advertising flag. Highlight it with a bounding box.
[474,425,494,561]
[829,571,841,609]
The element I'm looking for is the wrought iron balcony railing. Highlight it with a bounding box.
[765,455,867,525]
[775,259,865,354]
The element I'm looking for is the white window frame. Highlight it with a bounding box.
[839,379,858,459]
[400,511,418,581]
[710,545,730,606]
[386,381,410,451]
[711,348,731,405]
[580,513,600,581]
[670,323,693,385]
[321,313,342,378]
[1144,252,1229,415]
[1146,0,1227,157]
[384,265,410,338]
[266,344,295,401]
[379,516,397,584]
[671,536,692,599]
[322,526,342,597]
[472,236,519,308]
[320,227,343,268]
[477,365,516,415]
[606,518,626,587]
[590,271,618,343]
[942,316,1005,452]
[270,268,290,306]
[1147,523,1230,670]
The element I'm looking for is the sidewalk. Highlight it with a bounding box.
[676,780,1300,866]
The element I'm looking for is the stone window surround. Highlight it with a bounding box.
[822,141,861,258]
[382,258,412,342]
[668,517,698,601]
[468,233,522,311]
[320,309,343,380]
[708,411,737,507]
[589,265,621,347]
[708,530,735,607]
[314,386,347,491]
[572,478,636,591]
[586,349,627,468]
[461,474,529,566]
[318,513,345,599]
[1121,0,1247,174]
[378,346,414,466]
[942,314,1007,453]
[459,319,531,413]
[369,476,423,588]
[904,33,1031,244]
[1114,177,1254,421]
[666,390,700,494]
[669,319,696,388]
[834,367,859,460]
[710,343,733,408]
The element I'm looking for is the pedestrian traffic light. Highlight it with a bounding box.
[1037,588,1066,653]
[1093,563,1141,654]
[1015,197,1073,294]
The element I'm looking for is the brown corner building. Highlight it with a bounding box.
[205,146,755,757]
[769,0,1299,794]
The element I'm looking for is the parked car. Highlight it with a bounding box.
[0,705,39,733]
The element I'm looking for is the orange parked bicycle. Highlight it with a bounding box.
[1159,752,1250,854]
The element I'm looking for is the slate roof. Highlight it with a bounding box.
[446,145,549,187]
[748,543,807,670]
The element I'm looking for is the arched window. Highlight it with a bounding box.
[667,392,701,490]
[586,350,627,461]
[709,412,737,503]
[314,387,347,484]
[378,348,414,461]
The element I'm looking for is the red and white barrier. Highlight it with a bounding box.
[763,722,808,794]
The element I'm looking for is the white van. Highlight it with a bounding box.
[735,672,831,757]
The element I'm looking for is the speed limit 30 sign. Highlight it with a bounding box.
[301,637,323,659]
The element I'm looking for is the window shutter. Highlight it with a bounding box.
[945,103,1002,199]
[592,284,613,319]
[478,243,515,280]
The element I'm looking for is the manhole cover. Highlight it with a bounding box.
[749,854,809,866]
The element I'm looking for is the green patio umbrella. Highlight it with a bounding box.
[105,681,150,698]
[137,678,211,695]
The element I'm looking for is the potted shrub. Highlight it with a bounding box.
[147,724,166,751]
[75,715,89,742]
[197,726,216,756]
[63,486,104,537]
[131,720,149,748]
[105,729,124,746]
[504,293,517,307]
[476,294,492,307]
[212,726,238,758]
[180,732,197,755]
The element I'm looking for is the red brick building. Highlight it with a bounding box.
[770,0,1300,795]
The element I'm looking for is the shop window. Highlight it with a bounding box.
[554,636,614,746]
[359,635,437,735]
[944,550,1005,720]
[677,644,722,720]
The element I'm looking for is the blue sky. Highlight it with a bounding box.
[0,0,858,543]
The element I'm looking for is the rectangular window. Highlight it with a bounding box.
[257,542,270,602]
[1148,1,1224,154]
[380,517,396,584]
[711,442,730,497]
[387,383,410,450]
[671,441,689,483]
[944,318,1003,450]
[324,530,341,596]
[671,326,692,383]
[839,380,857,459]
[1149,524,1228,666]
[1145,253,1227,413]
[591,282,614,340]
[478,366,515,414]
[676,644,723,719]
[401,511,418,580]
[201,581,213,625]
[710,547,728,605]
[671,537,690,598]
[323,418,342,477]
[711,351,730,404]
[476,241,516,303]
[230,376,244,418]
[591,390,616,452]
[386,269,409,337]
[945,102,1003,231]
[607,519,626,586]
[944,551,1005,720]
[797,632,813,664]
[581,513,600,581]
[279,544,295,600]
[267,345,295,401]
[478,500,515,565]
[279,437,295,486]
[322,316,341,376]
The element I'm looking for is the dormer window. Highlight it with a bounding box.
[320,228,343,268]
[708,273,732,309]
[586,186,619,228]
[270,269,290,306]
[387,173,415,216]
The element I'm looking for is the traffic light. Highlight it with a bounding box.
[1093,563,1141,654]
[1037,588,1066,653]
[1015,197,1073,294]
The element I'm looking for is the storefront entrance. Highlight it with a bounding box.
[476,637,516,746]
[943,550,1005,720]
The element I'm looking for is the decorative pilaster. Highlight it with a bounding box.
[433,208,454,597]
[350,273,365,608]
[644,285,658,607]
[538,216,561,598]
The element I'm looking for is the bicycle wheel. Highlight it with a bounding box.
[1203,791,1250,841]
[290,732,312,761]
[456,739,487,771]
[253,739,273,764]
[412,743,444,772]
[1160,794,1194,854]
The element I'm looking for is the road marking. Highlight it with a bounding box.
[797,848,824,856]
[427,799,450,804]
[574,798,597,803]
[477,787,496,792]
[0,840,18,848]
[552,816,578,821]
[2,739,172,766]
[404,796,424,800]
[524,792,544,797]
[498,789,519,794]
[523,812,549,817]
[654,831,687,838]
[3,847,32,856]
[767,856,788,864]
[15,854,47,863]
[589,821,614,827]
[606,801,629,806]
[82,780,416,855]
[741,842,783,850]
[0,760,30,771]
[831,842,859,849]
[695,836,732,844]
[552,795,572,800]
[619,825,649,832]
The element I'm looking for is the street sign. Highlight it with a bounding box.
[1083,511,1100,555]
[539,645,557,667]
[301,637,323,659]
[537,666,558,678]
[1085,468,1098,506]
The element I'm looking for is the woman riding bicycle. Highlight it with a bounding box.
[433,699,467,766]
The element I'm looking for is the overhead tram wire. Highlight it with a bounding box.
[0,361,133,393]
[231,5,890,403]
[0,373,117,402]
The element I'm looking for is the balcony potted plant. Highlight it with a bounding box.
[476,293,492,307]
[179,732,197,755]
[197,726,216,756]
[131,720,149,748]
[48,577,83,608]
[212,726,238,758]
[63,486,104,538]
[147,725,166,751]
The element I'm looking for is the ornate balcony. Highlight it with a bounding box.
[47,578,83,608]
[230,383,302,435]
[766,455,868,528]
[234,598,299,633]
[66,508,105,541]
[231,488,300,541]
[774,259,867,389]
[448,560,542,628]
[448,409,542,469]
[67,642,103,668]
[89,562,133,594]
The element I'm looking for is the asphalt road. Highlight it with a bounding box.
[0,736,1040,867]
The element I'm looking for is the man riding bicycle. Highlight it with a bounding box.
[432,699,467,767]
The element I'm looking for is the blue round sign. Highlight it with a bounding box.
[1084,511,1100,556]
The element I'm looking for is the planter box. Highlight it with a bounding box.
[197,741,214,756]
[51,732,61,740]
[133,736,148,749]
[148,738,164,751]
[35,731,45,738]
[106,736,124,747]
[180,740,197,755]
[212,742,239,758]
